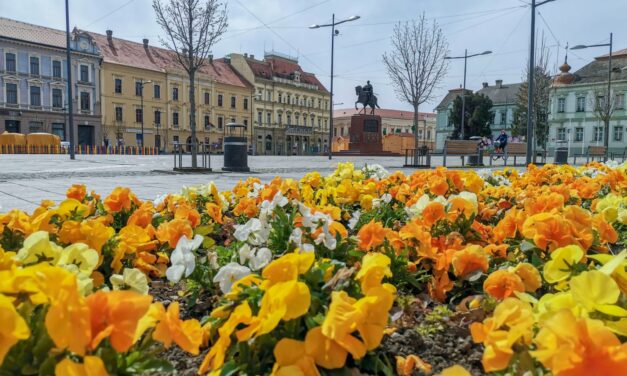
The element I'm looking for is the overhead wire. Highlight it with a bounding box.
[84,0,136,28]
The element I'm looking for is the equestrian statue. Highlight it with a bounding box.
[355,80,380,115]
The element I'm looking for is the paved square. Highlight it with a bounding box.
[0,154,529,213]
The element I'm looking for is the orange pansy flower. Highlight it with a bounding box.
[357,220,388,252]
[483,269,525,300]
[156,219,194,249]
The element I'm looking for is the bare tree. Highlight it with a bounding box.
[590,89,616,149]
[153,0,227,167]
[382,13,448,152]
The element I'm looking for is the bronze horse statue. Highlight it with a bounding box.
[355,86,380,115]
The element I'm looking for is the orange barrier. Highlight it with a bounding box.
[0,143,160,155]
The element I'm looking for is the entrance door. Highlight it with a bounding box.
[77,125,94,146]
[5,120,20,133]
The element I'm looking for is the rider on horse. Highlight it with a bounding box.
[363,81,373,104]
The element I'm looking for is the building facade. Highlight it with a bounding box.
[89,30,252,152]
[548,51,627,155]
[229,52,330,155]
[0,17,102,145]
[434,88,469,150]
[333,107,436,144]
[477,80,522,139]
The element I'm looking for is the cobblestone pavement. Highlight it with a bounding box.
[0,154,524,213]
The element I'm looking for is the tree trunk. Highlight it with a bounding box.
[413,104,419,151]
[189,70,197,168]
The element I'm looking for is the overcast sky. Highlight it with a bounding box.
[3,0,625,112]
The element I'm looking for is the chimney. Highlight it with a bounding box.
[495,79,503,88]
[250,54,255,60]
[143,38,149,48]
[244,53,248,58]
[106,29,113,42]
[482,82,488,88]
[209,54,213,63]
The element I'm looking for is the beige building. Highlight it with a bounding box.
[228,52,330,155]
[89,30,252,152]
[333,108,436,142]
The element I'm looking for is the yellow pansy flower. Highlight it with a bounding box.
[58,243,99,275]
[0,295,30,365]
[569,270,627,317]
[13,231,63,266]
[543,245,584,284]
[110,267,149,295]
[354,252,392,294]
[55,355,108,376]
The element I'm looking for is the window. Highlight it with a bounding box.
[154,110,161,125]
[30,86,41,106]
[52,61,62,78]
[597,95,606,109]
[615,94,625,109]
[204,115,210,129]
[135,81,142,96]
[5,83,17,105]
[243,119,248,127]
[115,78,122,94]
[243,98,248,110]
[278,94,282,103]
[204,92,210,105]
[303,116,307,127]
[30,56,39,75]
[258,111,262,125]
[5,53,16,72]
[295,114,300,125]
[278,113,283,125]
[614,126,623,142]
[318,118,321,129]
[52,88,63,108]
[557,98,565,113]
[172,87,179,101]
[80,65,89,82]
[115,106,123,121]
[29,121,43,133]
[173,135,179,144]
[557,128,566,141]
[575,127,583,142]
[594,126,603,142]
[218,94,223,106]
[287,114,291,125]
[173,112,179,127]
[231,117,236,123]
[500,112,506,125]
[266,112,271,125]
[218,116,223,129]
[231,96,236,108]
[153,84,160,98]
[135,108,143,123]
[52,123,65,140]
[576,96,586,112]
[80,92,90,111]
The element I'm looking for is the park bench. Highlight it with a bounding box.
[611,147,627,162]
[488,142,527,166]
[442,139,481,167]
[573,145,607,164]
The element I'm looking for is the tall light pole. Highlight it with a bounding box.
[139,79,152,147]
[310,14,360,160]
[526,0,557,165]
[65,0,75,159]
[444,50,492,140]
[571,33,613,162]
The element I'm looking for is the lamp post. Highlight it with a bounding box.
[65,0,75,160]
[310,14,360,160]
[571,32,613,162]
[444,50,492,140]
[138,79,152,147]
[526,0,557,164]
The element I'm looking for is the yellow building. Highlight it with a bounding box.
[89,30,253,152]
[229,52,330,155]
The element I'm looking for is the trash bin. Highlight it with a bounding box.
[467,136,483,166]
[222,123,250,172]
[554,140,568,165]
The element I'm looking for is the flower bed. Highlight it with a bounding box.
[0,162,626,375]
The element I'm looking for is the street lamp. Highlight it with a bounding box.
[571,33,613,161]
[65,0,75,160]
[444,50,492,140]
[138,79,152,147]
[526,0,557,164]
[310,14,360,160]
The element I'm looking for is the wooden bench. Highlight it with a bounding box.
[442,140,481,167]
[574,146,607,164]
[489,142,527,166]
[611,147,627,162]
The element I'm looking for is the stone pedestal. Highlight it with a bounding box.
[348,114,382,153]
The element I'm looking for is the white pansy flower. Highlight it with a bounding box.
[238,243,253,264]
[213,262,251,293]
[300,243,315,253]
[289,227,303,246]
[348,210,361,230]
[249,247,272,270]
[166,234,203,283]
[153,194,168,207]
[233,218,267,245]
[406,194,431,217]
[362,164,389,179]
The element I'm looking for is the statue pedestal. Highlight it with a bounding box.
[348,114,383,153]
